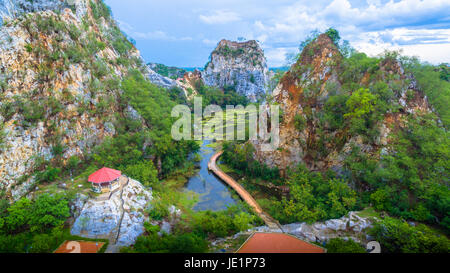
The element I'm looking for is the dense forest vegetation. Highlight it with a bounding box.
[192,79,250,108]
[121,202,262,253]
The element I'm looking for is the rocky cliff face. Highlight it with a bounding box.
[0,0,147,199]
[176,70,201,100]
[252,34,431,174]
[202,39,270,102]
[145,66,178,89]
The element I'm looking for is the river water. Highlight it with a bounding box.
[184,139,239,211]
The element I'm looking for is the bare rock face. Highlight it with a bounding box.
[71,178,152,247]
[145,66,178,90]
[252,34,431,174]
[1,0,68,18]
[144,64,199,100]
[202,39,270,102]
[176,70,201,100]
[0,0,147,199]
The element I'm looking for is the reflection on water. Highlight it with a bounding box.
[184,140,238,211]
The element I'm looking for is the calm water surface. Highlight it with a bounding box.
[184,140,238,211]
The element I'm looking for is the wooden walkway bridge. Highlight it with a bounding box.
[208,151,283,232]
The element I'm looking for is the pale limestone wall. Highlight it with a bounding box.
[202,40,270,102]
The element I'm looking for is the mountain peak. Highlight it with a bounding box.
[202,39,269,102]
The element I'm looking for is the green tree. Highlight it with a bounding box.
[4,198,32,233]
[28,194,70,233]
[344,88,377,119]
[325,28,341,45]
[233,212,255,231]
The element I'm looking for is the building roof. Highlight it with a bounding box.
[88,167,121,184]
[54,241,105,253]
[237,232,326,253]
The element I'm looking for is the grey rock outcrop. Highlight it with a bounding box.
[225,210,376,246]
[144,66,178,89]
[202,39,270,102]
[71,178,152,247]
[0,0,87,22]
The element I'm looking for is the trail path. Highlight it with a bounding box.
[105,176,129,253]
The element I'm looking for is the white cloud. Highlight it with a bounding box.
[132,30,192,42]
[133,30,175,40]
[117,20,134,33]
[352,28,450,64]
[264,47,297,67]
[202,38,219,46]
[199,10,241,24]
[107,0,450,66]
[246,0,450,65]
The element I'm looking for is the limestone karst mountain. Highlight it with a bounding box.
[202,39,270,102]
[252,33,432,175]
[0,0,151,199]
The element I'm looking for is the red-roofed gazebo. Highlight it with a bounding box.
[89,167,122,193]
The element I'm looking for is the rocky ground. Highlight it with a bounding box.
[211,210,377,252]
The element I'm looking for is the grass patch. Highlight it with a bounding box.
[356,207,380,219]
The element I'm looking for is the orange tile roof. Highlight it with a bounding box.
[54,241,105,253]
[237,233,326,253]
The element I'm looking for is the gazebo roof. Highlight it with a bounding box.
[88,167,122,184]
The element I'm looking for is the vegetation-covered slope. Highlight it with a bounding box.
[0,0,196,200]
[224,29,449,237]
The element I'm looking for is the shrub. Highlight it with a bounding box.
[123,161,159,188]
[35,166,62,183]
[294,114,307,131]
[2,194,69,234]
[0,234,29,253]
[124,232,208,253]
[65,44,84,64]
[51,143,65,157]
[369,217,450,253]
[0,123,6,150]
[92,60,109,78]
[326,238,366,253]
[143,222,161,235]
[22,100,45,123]
[67,156,81,171]
[148,200,169,221]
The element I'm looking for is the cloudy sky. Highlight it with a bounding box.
[104,0,450,67]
